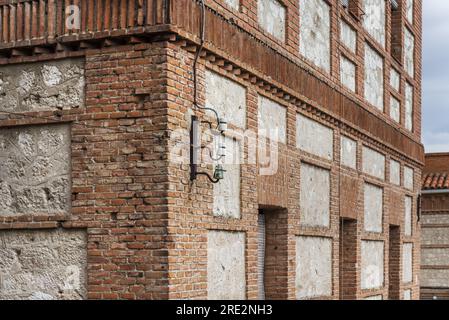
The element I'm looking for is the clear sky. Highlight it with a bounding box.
[422,0,449,153]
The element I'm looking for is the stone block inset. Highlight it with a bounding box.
[257,0,286,41]
[296,236,332,299]
[0,59,84,112]
[364,183,383,233]
[340,56,356,92]
[296,113,333,160]
[213,136,241,219]
[207,231,246,300]
[361,240,384,290]
[341,136,357,169]
[299,0,331,72]
[0,229,87,300]
[364,44,384,111]
[205,71,246,129]
[340,20,357,53]
[362,146,385,180]
[403,243,413,284]
[362,0,386,47]
[258,95,287,143]
[0,124,71,217]
[300,163,330,228]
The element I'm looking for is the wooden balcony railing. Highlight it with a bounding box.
[0,0,171,48]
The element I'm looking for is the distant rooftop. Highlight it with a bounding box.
[422,153,449,190]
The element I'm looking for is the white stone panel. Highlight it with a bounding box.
[300,163,330,228]
[365,295,383,300]
[362,0,386,47]
[403,289,412,300]
[341,136,357,169]
[213,136,242,218]
[362,146,385,180]
[207,231,246,300]
[364,183,383,233]
[405,83,414,132]
[390,96,400,123]
[340,20,357,53]
[390,68,400,91]
[0,229,87,300]
[0,59,84,112]
[421,269,449,288]
[404,166,414,190]
[0,124,71,217]
[404,196,413,236]
[364,44,384,111]
[296,236,332,299]
[299,0,331,73]
[340,56,356,92]
[406,0,414,24]
[296,113,334,160]
[390,159,400,186]
[361,240,384,290]
[224,0,239,10]
[404,28,415,78]
[258,0,286,41]
[403,243,413,284]
[205,70,246,129]
[258,95,287,143]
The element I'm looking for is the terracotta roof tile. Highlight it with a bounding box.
[422,172,449,190]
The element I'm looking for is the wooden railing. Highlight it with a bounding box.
[0,0,170,47]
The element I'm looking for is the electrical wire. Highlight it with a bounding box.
[191,0,220,125]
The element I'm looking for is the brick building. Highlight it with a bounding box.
[421,153,449,300]
[0,0,423,300]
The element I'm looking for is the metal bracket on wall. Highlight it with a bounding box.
[190,115,226,184]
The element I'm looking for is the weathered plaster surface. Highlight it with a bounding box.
[362,146,385,180]
[205,70,246,129]
[340,56,356,92]
[403,243,413,284]
[422,228,449,245]
[296,113,333,160]
[299,0,331,73]
[404,166,414,190]
[390,159,400,185]
[296,236,332,299]
[257,0,286,41]
[422,248,449,266]
[422,214,449,225]
[406,0,414,24]
[364,183,383,233]
[0,229,87,300]
[361,240,384,290]
[404,196,412,236]
[390,68,400,91]
[0,59,84,112]
[362,0,386,47]
[405,82,414,131]
[404,28,415,78]
[207,231,246,300]
[341,136,357,169]
[364,44,384,111]
[365,295,383,300]
[300,163,330,228]
[0,124,71,216]
[421,269,449,287]
[213,136,241,218]
[258,95,287,143]
[224,0,239,10]
[403,289,411,300]
[390,96,400,123]
[340,20,357,53]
